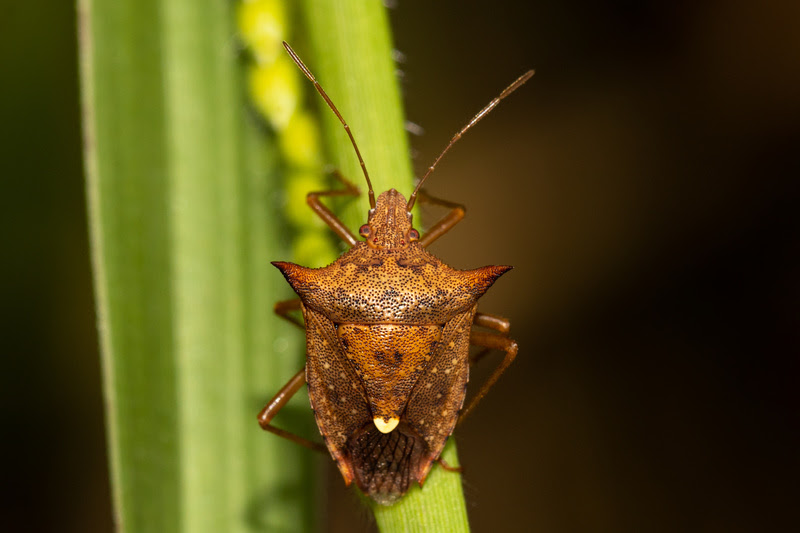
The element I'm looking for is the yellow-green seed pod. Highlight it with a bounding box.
[237,0,336,273]
[236,0,287,66]
[280,110,322,169]
[284,170,329,229]
[248,56,300,130]
[293,232,339,269]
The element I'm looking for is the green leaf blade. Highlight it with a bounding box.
[80,0,179,530]
[80,0,314,531]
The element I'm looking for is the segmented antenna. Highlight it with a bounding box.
[406,69,535,211]
[283,42,376,209]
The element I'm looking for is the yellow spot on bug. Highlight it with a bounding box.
[448,341,455,348]
[374,417,400,434]
[431,367,438,373]
[323,362,330,369]
[328,384,334,390]
[436,393,443,399]
[451,357,457,365]
[426,382,433,389]
[444,368,451,374]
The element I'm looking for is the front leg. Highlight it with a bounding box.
[417,189,466,248]
[306,170,360,247]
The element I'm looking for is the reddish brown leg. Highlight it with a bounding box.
[258,368,327,454]
[469,312,511,366]
[469,347,492,366]
[473,312,511,333]
[307,170,360,247]
[274,298,304,329]
[458,315,518,424]
[417,189,466,248]
[437,456,464,473]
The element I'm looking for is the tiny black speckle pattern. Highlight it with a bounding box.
[274,189,510,503]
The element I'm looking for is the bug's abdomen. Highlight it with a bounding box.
[303,304,476,504]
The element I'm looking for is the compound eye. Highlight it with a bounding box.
[409,228,420,242]
[359,224,371,238]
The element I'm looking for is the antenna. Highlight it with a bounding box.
[406,69,535,211]
[283,42,376,209]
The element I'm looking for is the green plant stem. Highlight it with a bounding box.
[79,0,314,531]
[298,1,470,531]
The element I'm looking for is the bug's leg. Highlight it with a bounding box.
[469,346,492,366]
[458,316,518,425]
[468,312,510,366]
[417,189,466,248]
[258,368,327,454]
[307,169,360,247]
[274,298,304,329]
[437,456,464,473]
[474,312,511,333]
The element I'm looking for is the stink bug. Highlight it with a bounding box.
[258,42,532,505]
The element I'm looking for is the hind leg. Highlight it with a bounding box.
[257,368,326,454]
[458,313,518,424]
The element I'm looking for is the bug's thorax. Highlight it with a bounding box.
[359,189,419,250]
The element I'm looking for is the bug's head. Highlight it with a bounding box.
[359,189,420,250]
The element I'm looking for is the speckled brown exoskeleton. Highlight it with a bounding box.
[258,42,532,505]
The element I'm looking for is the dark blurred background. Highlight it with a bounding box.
[3,1,797,532]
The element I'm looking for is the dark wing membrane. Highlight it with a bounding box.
[403,305,476,481]
[303,306,371,482]
[346,421,426,506]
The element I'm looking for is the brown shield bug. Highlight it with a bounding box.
[258,42,532,505]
